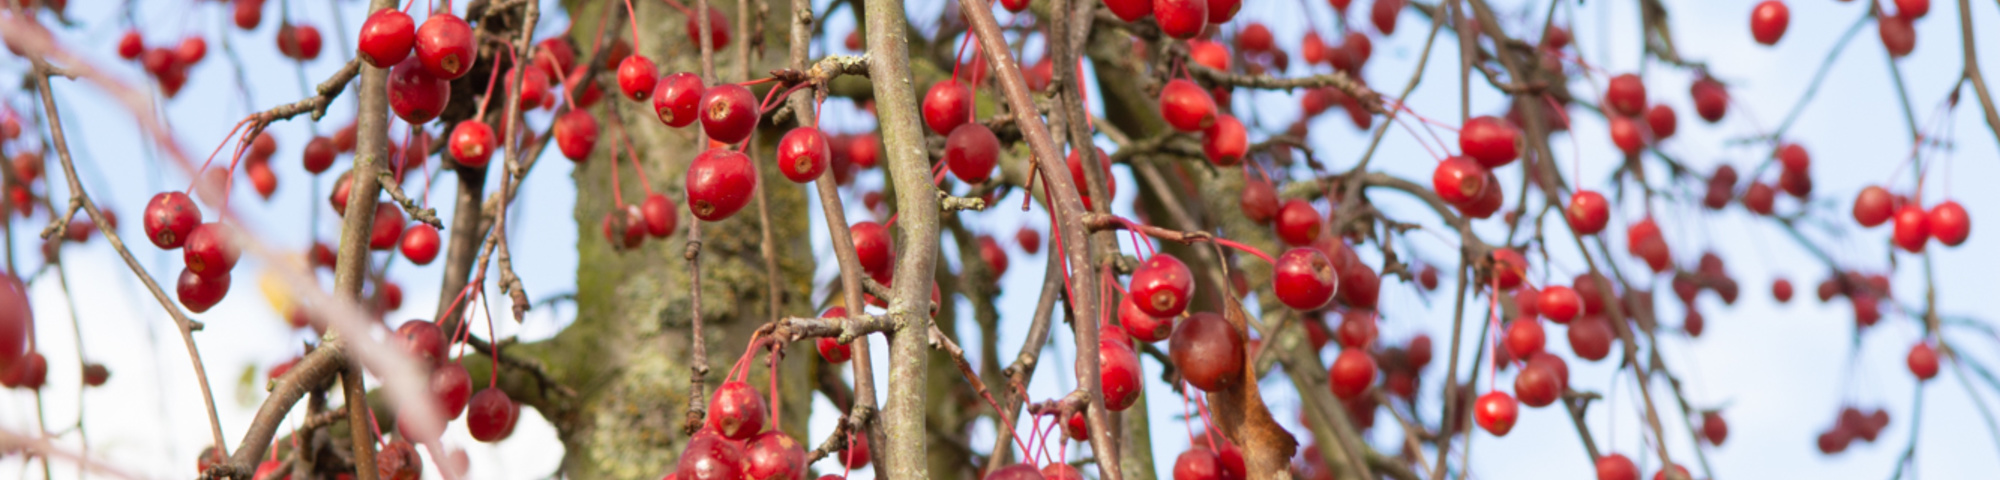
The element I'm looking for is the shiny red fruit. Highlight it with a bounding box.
[1432,156,1489,205]
[1203,114,1248,167]
[652,73,705,127]
[1596,453,1638,480]
[358,9,416,67]
[144,192,201,249]
[117,30,143,59]
[554,110,600,162]
[1154,0,1209,39]
[744,431,806,480]
[1189,40,1231,71]
[448,121,496,167]
[1459,116,1520,167]
[945,124,1000,184]
[851,221,893,282]
[1604,73,1647,117]
[176,268,231,313]
[1608,116,1644,155]
[1743,182,1776,215]
[1490,248,1528,290]
[1160,79,1218,132]
[777,127,831,183]
[1854,186,1893,227]
[415,14,474,79]
[1275,248,1339,311]
[1505,318,1545,359]
[369,203,406,250]
[922,79,974,135]
[1276,199,1322,246]
[400,223,441,265]
[1892,205,1929,252]
[1773,278,1794,303]
[699,84,757,145]
[686,149,759,222]
[387,57,450,124]
[617,55,658,101]
[1928,200,1970,246]
[1174,448,1224,480]
[1473,391,1519,436]
[1101,339,1144,410]
[1908,342,1939,380]
[1120,296,1173,343]
[1566,190,1610,235]
[1335,311,1377,349]
[183,223,240,277]
[1328,349,1376,399]
[1131,254,1195,318]
[1750,1,1790,45]
[1103,0,1152,21]
[1171,312,1246,392]
[708,381,768,440]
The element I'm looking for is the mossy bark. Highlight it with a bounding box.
[504,0,816,476]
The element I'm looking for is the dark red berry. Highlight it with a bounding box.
[1605,73,1647,116]
[176,268,231,313]
[277,24,324,60]
[467,387,519,442]
[1880,15,1916,57]
[1170,312,1245,392]
[685,7,733,51]
[1119,295,1173,343]
[708,381,768,440]
[387,57,450,124]
[144,192,201,249]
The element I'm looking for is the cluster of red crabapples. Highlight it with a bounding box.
[665,334,822,480]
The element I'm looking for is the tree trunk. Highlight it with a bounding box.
[503,1,816,476]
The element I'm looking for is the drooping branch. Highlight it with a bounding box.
[28,60,231,467]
